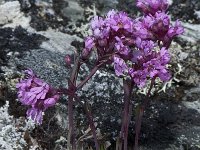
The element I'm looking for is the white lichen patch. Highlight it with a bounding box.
[0,102,24,149]
[0,1,31,29]
[65,3,97,37]
[0,101,36,150]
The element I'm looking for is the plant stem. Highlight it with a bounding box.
[67,56,107,149]
[69,62,101,149]
[74,96,100,150]
[68,95,75,149]
[134,79,155,150]
[77,65,99,90]
[68,57,81,150]
[119,79,133,150]
[85,103,100,150]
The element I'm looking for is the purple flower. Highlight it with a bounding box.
[163,20,184,47]
[85,36,95,50]
[133,20,154,39]
[143,57,171,81]
[129,46,171,87]
[135,38,155,56]
[150,12,170,37]
[106,11,133,32]
[137,0,168,15]
[167,20,184,38]
[113,56,128,76]
[91,16,110,39]
[81,7,182,88]
[27,108,43,124]
[84,10,135,59]
[91,16,104,30]
[139,12,170,39]
[16,69,60,124]
[129,69,147,88]
[134,11,183,47]
[82,37,95,60]
[115,36,130,56]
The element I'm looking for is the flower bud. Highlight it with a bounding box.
[64,55,71,67]
[98,39,107,47]
[81,48,91,60]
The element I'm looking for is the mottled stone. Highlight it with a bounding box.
[0,1,31,28]
[0,0,200,149]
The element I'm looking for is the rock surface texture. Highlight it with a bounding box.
[0,0,200,150]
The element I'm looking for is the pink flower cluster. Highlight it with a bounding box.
[82,0,184,87]
[136,0,168,15]
[16,69,60,124]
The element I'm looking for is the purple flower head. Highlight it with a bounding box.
[85,36,95,50]
[82,7,181,88]
[91,16,110,39]
[133,20,154,39]
[167,20,184,38]
[150,12,170,37]
[105,10,133,32]
[129,69,147,88]
[113,56,128,76]
[143,57,171,81]
[129,46,171,87]
[138,12,170,40]
[135,38,155,56]
[163,20,184,47]
[27,108,43,124]
[85,10,135,60]
[82,37,95,59]
[134,11,183,47]
[115,36,130,56]
[91,16,104,30]
[137,0,168,15]
[16,69,60,124]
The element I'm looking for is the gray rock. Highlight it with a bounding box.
[179,22,200,44]
[1,0,200,149]
[0,1,31,29]
[61,0,84,22]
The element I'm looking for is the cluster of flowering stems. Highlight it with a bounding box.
[16,0,184,149]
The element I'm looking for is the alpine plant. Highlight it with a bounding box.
[16,0,183,142]
[16,69,60,124]
[82,0,183,88]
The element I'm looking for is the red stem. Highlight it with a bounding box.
[85,103,100,150]
[74,94,100,150]
[119,79,133,150]
[68,61,103,149]
[77,65,99,90]
[67,55,109,149]
[68,58,81,149]
[134,79,155,150]
[68,95,75,149]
